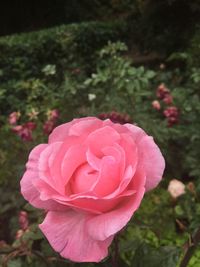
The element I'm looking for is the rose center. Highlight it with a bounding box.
[70,163,98,194]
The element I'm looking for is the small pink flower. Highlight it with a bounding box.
[43,120,55,135]
[98,111,132,124]
[19,127,33,141]
[12,122,36,141]
[156,84,169,99]
[168,179,185,198]
[48,109,59,121]
[152,100,161,110]
[19,211,29,230]
[25,122,37,131]
[43,110,59,135]
[20,117,165,262]
[8,112,20,125]
[163,94,173,105]
[163,106,179,126]
[163,106,178,118]
[12,125,23,133]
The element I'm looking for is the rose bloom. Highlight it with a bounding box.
[168,179,185,199]
[20,117,165,262]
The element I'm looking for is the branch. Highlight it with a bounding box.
[180,227,200,267]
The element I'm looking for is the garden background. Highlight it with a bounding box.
[0,1,200,266]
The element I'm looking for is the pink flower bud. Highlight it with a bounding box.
[163,107,177,118]
[98,111,132,124]
[24,122,37,131]
[19,211,29,230]
[8,112,21,125]
[163,106,179,126]
[156,83,170,99]
[12,125,23,133]
[168,179,185,198]
[12,122,36,141]
[152,100,161,110]
[43,120,55,135]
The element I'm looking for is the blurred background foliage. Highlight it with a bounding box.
[0,1,200,266]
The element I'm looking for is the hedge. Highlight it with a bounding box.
[0,21,127,115]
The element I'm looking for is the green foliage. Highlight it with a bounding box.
[84,41,156,114]
[131,244,180,267]
[0,21,126,115]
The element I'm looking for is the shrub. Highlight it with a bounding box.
[0,21,126,115]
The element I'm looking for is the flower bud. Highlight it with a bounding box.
[168,179,185,199]
[152,100,161,110]
[19,211,29,230]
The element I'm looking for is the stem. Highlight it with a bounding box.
[180,227,200,267]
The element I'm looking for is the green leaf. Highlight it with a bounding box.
[131,243,180,267]
[8,259,22,267]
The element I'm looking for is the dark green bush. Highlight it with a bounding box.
[0,21,126,115]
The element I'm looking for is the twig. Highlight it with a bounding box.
[180,227,200,267]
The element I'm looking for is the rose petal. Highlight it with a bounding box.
[49,135,85,186]
[103,165,134,199]
[20,144,66,211]
[61,144,87,188]
[87,169,146,241]
[86,149,101,171]
[69,117,102,136]
[38,142,62,192]
[70,163,98,194]
[87,126,121,156]
[39,210,114,262]
[119,133,138,175]
[93,156,120,196]
[124,123,146,143]
[49,120,75,143]
[137,136,165,191]
[49,117,101,143]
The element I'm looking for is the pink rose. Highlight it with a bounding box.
[20,117,165,262]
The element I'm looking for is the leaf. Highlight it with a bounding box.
[131,243,180,267]
[8,259,22,267]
